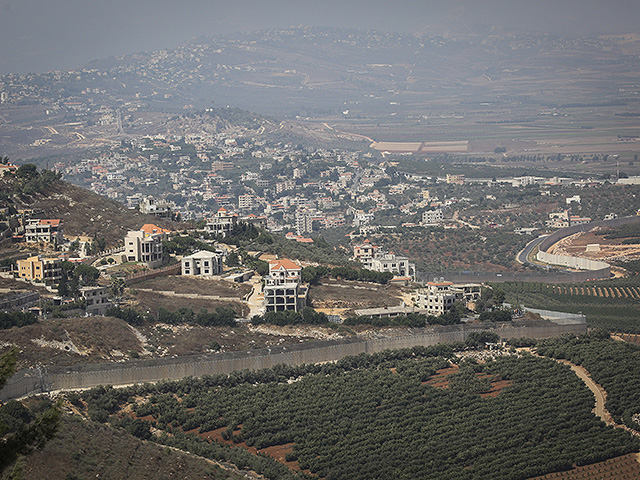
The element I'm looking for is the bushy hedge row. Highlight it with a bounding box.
[251,307,328,326]
[0,311,37,330]
[302,265,394,285]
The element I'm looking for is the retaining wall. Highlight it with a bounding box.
[525,308,586,325]
[532,215,640,274]
[0,321,585,402]
[538,215,640,253]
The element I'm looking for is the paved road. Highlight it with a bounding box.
[516,234,549,265]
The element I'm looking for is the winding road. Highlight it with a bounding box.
[516,234,549,265]
[558,360,613,425]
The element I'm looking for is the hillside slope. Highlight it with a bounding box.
[1,174,178,246]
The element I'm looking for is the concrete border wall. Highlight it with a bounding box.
[0,321,585,402]
[537,215,640,253]
[537,251,609,271]
[533,215,640,274]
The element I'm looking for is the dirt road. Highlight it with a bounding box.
[557,360,614,425]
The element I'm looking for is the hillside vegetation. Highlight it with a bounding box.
[0,168,177,246]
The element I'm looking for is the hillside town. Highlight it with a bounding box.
[3,139,640,330]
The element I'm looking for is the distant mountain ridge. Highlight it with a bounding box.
[3,26,639,118]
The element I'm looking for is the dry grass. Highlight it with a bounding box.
[8,415,233,480]
[133,291,244,317]
[308,279,404,309]
[133,275,251,298]
[0,316,144,369]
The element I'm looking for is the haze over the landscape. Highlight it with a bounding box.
[4,1,640,479]
[1,0,640,74]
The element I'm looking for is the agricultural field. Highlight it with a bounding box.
[497,280,640,332]
[535,332,640,427]
[528,453,640,480]
[77,345,639,480]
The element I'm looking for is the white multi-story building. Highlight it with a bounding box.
[124,224,169,268]
[263,259,307,313]
[422,209,443,225]
[139,197,173,218]
[80,286,112,316]
[413,280,461,315]
[412,281,482,315]
[181,250,224,277]
[547,210,570,229]
[205,207,238,238]
[295,212,313,236]
[369,253,416,281]
[238,194,256,210]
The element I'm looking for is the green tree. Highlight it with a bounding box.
[15,164,37,179]
[493,288,506,306]
[0,348,17,391]
[0,349,61,474]
[226,251,240,267]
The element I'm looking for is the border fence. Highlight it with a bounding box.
[0,320,585,402]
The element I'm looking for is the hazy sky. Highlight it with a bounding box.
[1,0,639,75]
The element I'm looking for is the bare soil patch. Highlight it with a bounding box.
[0,276,50,295]
[134,275,251,298]
[133,290,244,317]
[424,365,512,397]
[187,426,309,475]
[551,231,640,263]
[0,316,144,369]
[308,279,404,309]
[479,379,513,398]
[424,366,459,388]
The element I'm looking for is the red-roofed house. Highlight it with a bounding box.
[124,224,170,268]
[139,224,171,235]
[25,218,63,244]
[0,163,18,176]
[264,258,307,312]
